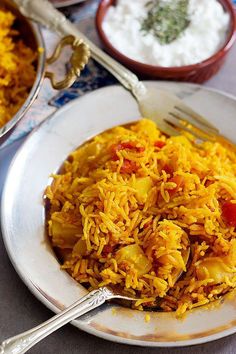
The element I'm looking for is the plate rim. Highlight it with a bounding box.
[1,81,236,347]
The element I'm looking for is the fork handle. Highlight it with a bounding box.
[14,0,146,98]
[0,288,113,354]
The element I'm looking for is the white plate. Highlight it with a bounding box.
[2,82,236,347]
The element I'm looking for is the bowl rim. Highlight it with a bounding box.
[0,5,46,141]
[96,0,236,73]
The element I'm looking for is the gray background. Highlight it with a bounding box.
[0,40,236,354]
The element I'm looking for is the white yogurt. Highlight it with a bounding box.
[102,0,230,67]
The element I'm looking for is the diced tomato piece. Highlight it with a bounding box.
[120,159,139,174]
[162,164,173,175]
[120,142,145,153]
[205,180,214,187]
[167,176,185,196]
[110,143,122,161]
[103,244,114,255]
[110,142,145,160]
[154,141,166,149]
[222,202,236,227]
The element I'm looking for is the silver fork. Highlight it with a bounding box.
[15,0,220,140]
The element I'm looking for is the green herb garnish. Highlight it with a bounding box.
[141,0,190,45]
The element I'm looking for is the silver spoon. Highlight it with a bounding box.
[0,287,135,354]
[0,245,190,354]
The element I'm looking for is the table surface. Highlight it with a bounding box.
[0,37,236,354]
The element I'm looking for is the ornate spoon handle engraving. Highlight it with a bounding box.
[0,288,114,354]
[14,0,147,98]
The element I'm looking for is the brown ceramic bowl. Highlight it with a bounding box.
[96,0,236,83]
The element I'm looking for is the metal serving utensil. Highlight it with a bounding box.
[0,287,135,354]
[13,0,219,139]
[0,233,190,354]
[0,244,189,354]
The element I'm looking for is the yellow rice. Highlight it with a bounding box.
[45,119,236,316]
[0,9,36,128]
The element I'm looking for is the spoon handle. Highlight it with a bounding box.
[0,288,113,354]
[14,0,146,97]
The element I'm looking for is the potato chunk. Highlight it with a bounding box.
[134,177,152,203]
[50,219,81,248]
[72,239,87,256]
[196,258,234,283]
[116,244,152,276]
